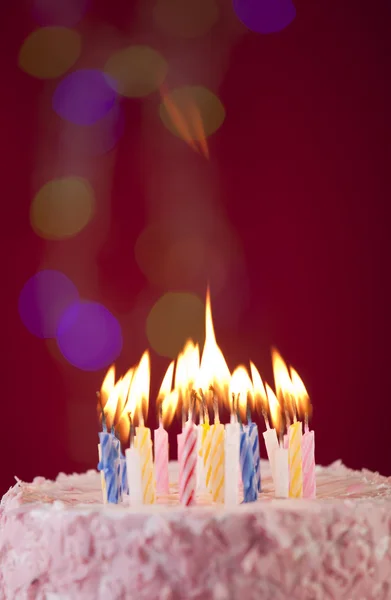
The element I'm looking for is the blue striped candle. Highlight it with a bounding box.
[240,429,258,503]
[98,431,121,504]
[245,420,261,492]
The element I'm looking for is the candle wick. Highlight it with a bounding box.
[263,409,270,429]
[304,413,309,433]
[246,402,251,424]
[97,391,107,432]
[129,413,135,448]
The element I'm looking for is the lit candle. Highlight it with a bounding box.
[263,384,280,485]
[224,411,240,506]
[154,362,175,495]
[209,390,225,503]
[231,367,257,503]
[274,444,289,498]
[125,415,143,507]
[179,396,198,506]
[291,367,316,499]
[245,410,261,492]
[265,381,289,498]
[128,351,156,504]
[197,395,210,493]
[288,420,303,498]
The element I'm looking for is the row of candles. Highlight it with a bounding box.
[97,293,316,506]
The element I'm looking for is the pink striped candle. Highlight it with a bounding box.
[154,424,169,494]
[179,420,197,506]
[302,428,316,498]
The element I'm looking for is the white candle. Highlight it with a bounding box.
[262,428,279,485]
[274,446,289,498]
[125,447,143,507]
[224,418,241,506]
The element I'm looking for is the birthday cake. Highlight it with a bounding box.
[1,460,391,600]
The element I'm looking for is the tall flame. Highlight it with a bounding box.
[104,378,123,431]
[265,383,282,435]
[290,366,311,419]
[162,390,180,428]
[196,288,230,406]
[100,365,115,409]
[250,361,267,415]
[126,350,150,426]
[175,340,200,415]
[271,348,295,420]
[115,367,134,425]
[229,366,253,421]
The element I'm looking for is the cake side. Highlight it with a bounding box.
[1,462,390,600]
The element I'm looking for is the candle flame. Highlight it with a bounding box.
[162,390,180,428]
[115,367,134,425]
[290,366,311,419]
[174,340,200,415]
[158,361,175,399]
[229,365,253,421]
[249,361,267,415]
[265,383,282,434]
[196,288,230,407]
[104,378,123,431]
[100,365,115,408]
[271,348,295,420]
[126,350,150,426]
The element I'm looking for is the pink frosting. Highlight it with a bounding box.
[1,461,391,599]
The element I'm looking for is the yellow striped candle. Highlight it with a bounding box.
[209,423,225,503]
[204,425,214,491]
[197,421,210,492]
[135,426,156,504]
[288,421,303,498]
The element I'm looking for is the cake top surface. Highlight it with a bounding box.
[2,460,391,518]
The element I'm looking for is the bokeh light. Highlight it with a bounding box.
[59,102,125,157]
[18,270,79,338]
[30,176,95,240]
[52,69,117,125]
[56,300,123,371]
[18,27,81,79]
[159,85,225,141]
[31,0,90,27]
[153,0,219,38]
[232,0,296,34]
[146,292,205,358]
[104,45,168,98]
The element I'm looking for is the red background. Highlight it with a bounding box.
[1,0,390,495]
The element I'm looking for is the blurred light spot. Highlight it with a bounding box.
[32,0,90,27]
[159,85,225,142]
[232,0,296,34]
[56,300,122,371]
[146,292,205,358]
[135,225,230,292]
[18,270,79,338]
[30,176,95,240]
[18,27,81,79]
[153,0,219,38]
[52,69,117,125]
[59,102,125,157]
[104,45,168,98]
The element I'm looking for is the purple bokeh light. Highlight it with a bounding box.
[56,300,123,371]
[31,0,91,27]
[232,0,296,34]
[60,102,125,157]
[53,69,117,126]
[18,270,79,339]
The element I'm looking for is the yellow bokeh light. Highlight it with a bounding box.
[146,292,205,359]
[30,177,95,240]
[18,27,81,79]
[159,85,225,142]
[104,45,167,98]
[153,0,219,38]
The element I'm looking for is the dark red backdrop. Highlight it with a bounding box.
[1,0,390,495]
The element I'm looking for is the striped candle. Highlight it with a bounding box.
[154,424,169,494]
[119,451,128,499]
[97,444,107,503]
[240,429,258,503]
[203,425,214,491]
[197,421,210,492]
[288,421,303,498]
[209,423,225,503]
[179,419,197,506]
[135,426,156,504]
[302,429,316,498]
[98,431,121,504]
[245,421,261,492]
